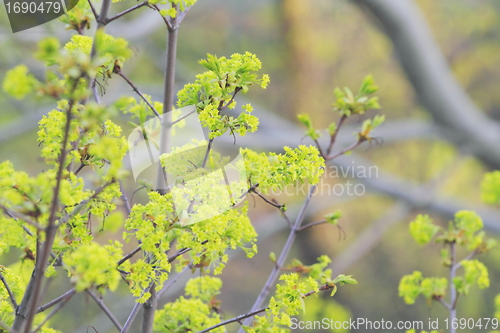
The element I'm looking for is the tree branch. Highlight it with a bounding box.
[86,290,123,332]
[32,290,75,333]
[117,245,142,267]
[36,289,75,313]
[297,219,328,232]
[327,138,366,160]
[199,307,267,333]
[352,0,500,169]
[0,271,18,309]
[87,0,99,21]
[116,71,160,117]
[0,205,43,231]
[106,1,150,25]
[326,114,347,156]
[155,7,179,194]
[203,283,335,333]
[156,265,190,299]
[21,81,81,333]
[240,185,317,330]
[119,181,132,216]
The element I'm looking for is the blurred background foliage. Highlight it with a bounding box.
[0,0,499,332]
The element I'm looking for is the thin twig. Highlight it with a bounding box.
[32,290,75,333]
[120,281,154,333]
[157,265,190,299]
[250,189,282,209]
[106,1,150,24]
[95,0,111,29]
[248,188,292,228]
[435,296,451,311]
[0,205,43,230]
[297,219,327,232]
[74,163,85,175]
[171,109,195,127]
[220,87,241,111]
[117,71,160,117]
[36,288,75,313]
[0,271,18,309]
[201,138,214,168]
[313,139,326,159]
[121,301,142,333]
[239,185,317,330]
[455,250,477,269]
[87,0,99,21]
[326,114,347,156]
[201,283,335,333]
[175,5,192,28]
[167,240,208,263]
[86,290,123,332]
[57,180,116,227]
[151,4,173,30]
[119,181,132,216]
[117,245,142,267]
[327,138,365,160]
[199,307,267,333]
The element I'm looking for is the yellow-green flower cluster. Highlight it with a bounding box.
[241,145,325,193]
[177,53,268,139]
[63,241,123,292]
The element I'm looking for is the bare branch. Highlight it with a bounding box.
[297,219,327,232]
[0,271,18,309]
[106,1,150,25]
[86,290,123,332]
[116,71,160,117]
[326,114,347,156]
[203,283,335,333]
[37,289,76,313]
[157,265,190,299]
[121,283,157,333]
[0,205,43,231]
[327,138,365,160]
[117,245,142,267]
[87,0,99,21]
[32,290,75,333]
[119,181,132,216]
[201,138,214,169]
[199,307,267,333]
